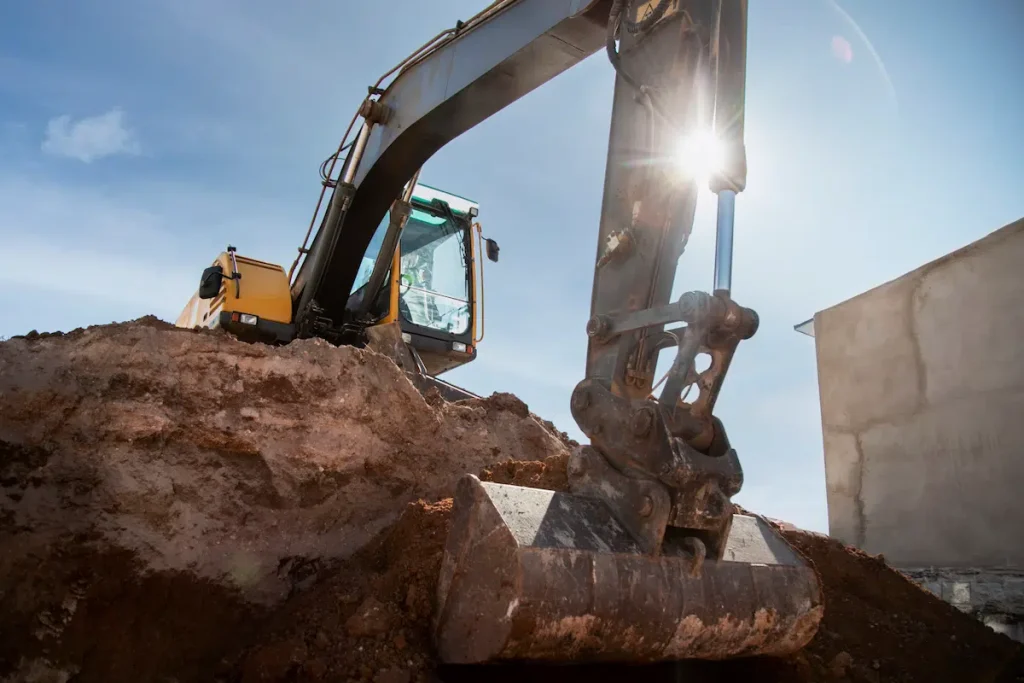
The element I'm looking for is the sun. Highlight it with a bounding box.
[674,129,726,186]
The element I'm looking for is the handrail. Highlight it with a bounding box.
[474,222,486,344]
[402,285,469,306]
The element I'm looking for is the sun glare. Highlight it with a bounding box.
[674,129,726,186]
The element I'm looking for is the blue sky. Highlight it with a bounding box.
[1,0,1021,532]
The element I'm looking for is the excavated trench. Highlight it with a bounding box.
[0,319,1021,683]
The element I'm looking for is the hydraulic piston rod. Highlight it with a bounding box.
[713,190,736,293]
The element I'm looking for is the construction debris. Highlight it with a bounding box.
[0,319,1021,682]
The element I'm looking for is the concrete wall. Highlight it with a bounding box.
[813,217,1024,569]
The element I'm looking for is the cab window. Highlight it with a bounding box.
[398,209,470,335]
[350,214,389,295]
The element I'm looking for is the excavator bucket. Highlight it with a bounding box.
[434,473,823,664]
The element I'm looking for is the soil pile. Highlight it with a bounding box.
[775,529,1024,683]
[238,465,1023,683]
[0,319,570,682]
[1,318,1021,683]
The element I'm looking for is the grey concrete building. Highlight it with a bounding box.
[800,216,1024,640]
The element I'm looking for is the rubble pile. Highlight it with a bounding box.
[1,319,1021,682]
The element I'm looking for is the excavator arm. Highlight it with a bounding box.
[291,0,823,666]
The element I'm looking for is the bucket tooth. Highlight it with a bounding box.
[434,475,823,665]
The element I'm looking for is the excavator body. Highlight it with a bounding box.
[179,0,824,668]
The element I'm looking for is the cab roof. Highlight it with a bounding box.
[411,183,479,217]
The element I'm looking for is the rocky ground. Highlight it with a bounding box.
[1,319,1021,682]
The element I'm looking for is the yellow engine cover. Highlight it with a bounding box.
[175,251,292,333]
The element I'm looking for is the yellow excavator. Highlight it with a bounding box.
[175,182,499,396]
[179,0,824,667]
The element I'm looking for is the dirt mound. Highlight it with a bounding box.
[0,319,570,681]
[2,318,1021,683]
[236,462,1023,683]
[776,528,1024,683]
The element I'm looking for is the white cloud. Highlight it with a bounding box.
[41,108,141,163]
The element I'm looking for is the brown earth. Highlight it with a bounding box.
[1,319,1022,683]
[0,319,569,681]
[238,468,1024,683]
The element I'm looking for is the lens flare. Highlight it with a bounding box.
[674,129,725,185]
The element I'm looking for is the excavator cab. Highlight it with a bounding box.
[348,183,495,376]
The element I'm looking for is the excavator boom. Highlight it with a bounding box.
[290,0,613,334]
[288,0,824,666]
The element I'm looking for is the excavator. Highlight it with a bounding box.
[180,0,825,667]
[174,180,499,398]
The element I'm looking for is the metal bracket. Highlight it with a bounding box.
[567,445,672,555]
[588,290,757,343]
[358,98,392,124]
[570,379,742,555]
